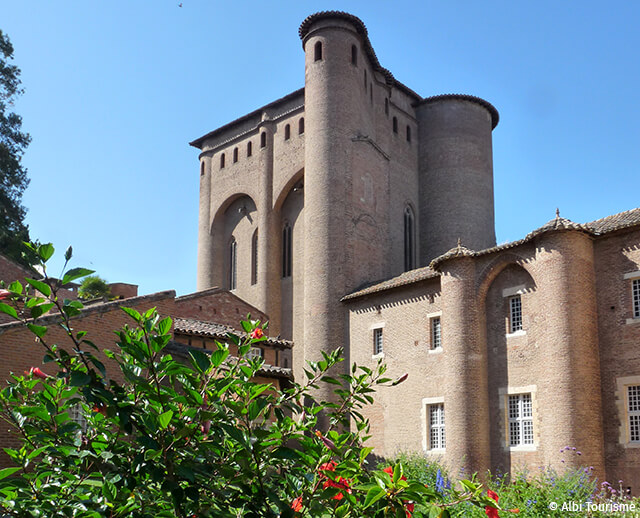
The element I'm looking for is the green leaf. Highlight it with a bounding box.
[190,350,211,373]
[157,316,172,335]
[30,303,54,319]
[0,467,21,481]
[25,277,51,297]
[38,243,55,262]
[102,479,117,502]
[363,486,386,509]
[69,371,91,387]
[210,348,229,368]
[158,409,173,429]
[27,323,47,338]
[8,280,22,295]
[64,245,73,261]
[121,306,141,322]
[62,267,94,285]
[0,303,18,319]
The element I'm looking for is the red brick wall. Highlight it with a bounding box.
[0,291,176,467]
[174,288,267,330]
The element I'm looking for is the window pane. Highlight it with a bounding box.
[633,279,640,318]
[510,295,523,332]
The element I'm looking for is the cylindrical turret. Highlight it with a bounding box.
[416,95,498,262]
[197,156,213,290]
[299,12,371,404]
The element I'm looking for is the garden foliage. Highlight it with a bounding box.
[0,243,509,517]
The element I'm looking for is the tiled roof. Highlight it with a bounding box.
[586,207,640,234]
[165,341,293,380]
[418,94,500,129]
[174,317,293,349]
[344,207,640,301]
[341,266,439,301]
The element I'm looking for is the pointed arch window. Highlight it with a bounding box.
[404,206,415,271]
[282,222,292,278]
[229,237,237,290]
[314,41,323,62]
[251,230,258,285]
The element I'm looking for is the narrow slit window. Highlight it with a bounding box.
[633,279,640,318]
[260,132,267,148]
[298,117,305,135]
[404,206,415,271]
[282,223,292,278]
[229,237,237,290]
[314,41,322,61]
[431,317,441,350]
[393,117,398,134]
[220,153,226,169]
[251,230,258,285]
[200,161,205,176]
[406,125,411,142]
[247,141,252,157]
[284,124,291,140]
[233,147,239,163]
[364,69,367,88]
[351,44,358,65]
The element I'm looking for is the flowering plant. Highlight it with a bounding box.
[0,243,509,517]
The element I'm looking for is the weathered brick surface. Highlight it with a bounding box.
[174,288,267,328]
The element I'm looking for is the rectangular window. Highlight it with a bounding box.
[508,394,533,446]
[633,279,640,319]
[373,328,383,356]
[428,404,445,450]
[431,316,442,350]
[69,404,87,432]
[509,295,523,333]
[628,385,640,442]
[247,347,264,360]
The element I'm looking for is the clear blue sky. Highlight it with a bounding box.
[4,1,639,296]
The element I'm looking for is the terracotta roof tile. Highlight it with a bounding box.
[586,207,640,234]
[174,317,293,349]
[341,266,439,301]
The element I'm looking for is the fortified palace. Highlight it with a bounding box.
[190,11,640,488]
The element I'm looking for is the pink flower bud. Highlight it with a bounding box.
[0,289,11,300]
[29,367,49,380]
[392,373,409,386]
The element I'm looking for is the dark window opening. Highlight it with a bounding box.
[404,206,415,271]
[260,132,266,148]
[314,41,322,61]
[233,147,239,163]
[229,237,237,290]
[351,44,358,65]
[393,117,398,134]
[284,124,291,140]
[251,230,258,285]
[220,153,226,168]
[200,161,205,176]
[364,69,367,88]
[406,125,411,142]
[282,223,292,278]
[299,117,305,135]
[247,141,252,157]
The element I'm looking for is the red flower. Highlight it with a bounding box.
[485,490,499,518]
[405,502,415,518]
[250,328,264,339]
[319,461,337,473]
[29,367,49,380]
[383,465,406,481]
[92,403,107,416]
[291,496,303,512]
[0,289,11,300]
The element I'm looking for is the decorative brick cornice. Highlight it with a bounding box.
[418,94,500,129]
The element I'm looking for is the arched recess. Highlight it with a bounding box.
[277,173,305,348]
[479,256,537,477]
[209,193,258,299]
[273,168,304,212]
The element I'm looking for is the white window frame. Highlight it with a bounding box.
[499,385,537,451]
[372,326,384,357]
[616,376,640,447]
[508,394,533,447]
[623,271,640,324]
[69,404,88,433]
[247,347,264,360]
[503,285,526,336]
[421,397,446,453]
